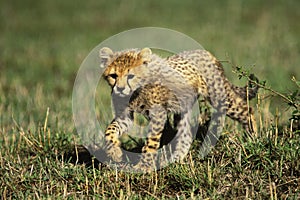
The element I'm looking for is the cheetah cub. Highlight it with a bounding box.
[99,47,258,171]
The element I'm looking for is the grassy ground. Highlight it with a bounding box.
[0,0,299,199]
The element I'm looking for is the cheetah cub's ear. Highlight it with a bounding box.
[99,47,114,68]
[139,48,152,64]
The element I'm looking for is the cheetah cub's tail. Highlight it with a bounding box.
[232,74,260,100]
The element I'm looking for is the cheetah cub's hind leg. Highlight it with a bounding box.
[226,96,257,134]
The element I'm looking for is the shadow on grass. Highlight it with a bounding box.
[64,145,103,167]
[63,120,211,169]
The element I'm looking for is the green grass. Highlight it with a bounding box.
[0,0,299,199]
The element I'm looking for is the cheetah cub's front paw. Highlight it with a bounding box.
[133,162,154,173]
[106,146,123,162]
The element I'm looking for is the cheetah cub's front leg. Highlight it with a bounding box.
[133,104,167,172]
[105,109,133,162]
[104,121,123,162]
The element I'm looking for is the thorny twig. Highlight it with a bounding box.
[221,60,299,110]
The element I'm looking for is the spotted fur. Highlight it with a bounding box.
[99,47,258,171]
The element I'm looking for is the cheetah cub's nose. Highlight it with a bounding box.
[116,86,125,93]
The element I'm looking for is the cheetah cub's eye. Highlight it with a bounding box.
[127,74,134,80]
[109,73,118,79]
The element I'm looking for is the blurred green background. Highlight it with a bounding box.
[1,2,299,198]
[0,0,299,131]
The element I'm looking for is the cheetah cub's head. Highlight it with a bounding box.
[99,47,152,97]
